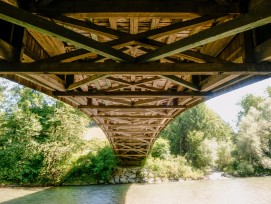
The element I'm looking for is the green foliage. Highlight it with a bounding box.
[266,87,271,97]
[216,141,234,171]
[0,80,91,184]
[234,161,255,176]
[237,94,264,123]
[161,104,233,155]
[63,140,118,184]
[235,98,271,173]
[230,87,271,176]
[90,146,118,181]
[160,103,233,170]
[143,156,204,180]
[151,138,171,159]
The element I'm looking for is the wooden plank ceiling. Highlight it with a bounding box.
[0,0,271,166]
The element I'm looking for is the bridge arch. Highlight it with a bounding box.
[0,0,271,166]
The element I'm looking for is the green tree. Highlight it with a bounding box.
[235,98,271,174]
[160,103,233,170]
[237,94,264,123]
[216,140,234,171]
[151,138,171,159]
[0,80,91,184]
[161,104,232,155]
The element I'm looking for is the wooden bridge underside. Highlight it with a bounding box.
[0,0,271,166]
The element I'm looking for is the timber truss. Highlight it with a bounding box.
[0,0,271,166]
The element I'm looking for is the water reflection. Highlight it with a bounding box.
[1,177,271,204]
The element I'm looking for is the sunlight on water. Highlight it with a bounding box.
[0,187,51,203]
[1,177,271,204]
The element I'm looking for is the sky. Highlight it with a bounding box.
[205,78,271,130]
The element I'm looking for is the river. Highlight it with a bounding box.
[1,177,271,204]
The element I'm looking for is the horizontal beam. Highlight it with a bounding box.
[210,75,271,98]
[255,38,271,62]
[53,91,210,98]
[103,124,164,126]
[115,155,147,157]
[67,74,108,90]
[33,0,241,17]
[109,131,159,133]
[50,15,126,39]
[161,75,199,91]
[0,1,132,62]
[136,0,271,62]
[92,115,173,119]
[79,105,186,109]
[1,62,271,75]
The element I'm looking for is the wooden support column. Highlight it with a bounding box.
[242,31,255,63]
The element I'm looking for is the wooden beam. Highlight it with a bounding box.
[211,75,253,92]
[214,0,230,6]
[79,105,186,109]
[143,15,225,40]
[105,76,161,91]
[38,49,91,63]
[96,98,131,106]
[105,16,224,49]
[211,75,271,98]
[25,74,65,91]
[115,149,148,151]
[46,14,226,64]
[242,31,254,63]
[109,18,117,30]
[150,18,160,30]
[0,38,15,61]
[133,98,169,106]
[2,62,271,75]
[136,1,271,62]
[37,0,54,7]
[200,74,240,92]
[53,91,211,98]
[139,39,230,63]
[0,1,133,62]
[67,74,108,90]
[109,130,159,133]
[161,75,199,91]
[92,115,173,119]
[255,38,271,62]
[33,0,241,17]
[180,50,230,63]
[104,124,163,128]
[49,15,126,39]
[130,18,139,35]
[49,15,221,48]
[115,155,147,157]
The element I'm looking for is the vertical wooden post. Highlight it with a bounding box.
[242,30,254,63]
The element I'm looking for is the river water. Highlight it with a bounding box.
[1,177,271,204]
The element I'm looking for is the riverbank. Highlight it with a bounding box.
[0,169,233,187]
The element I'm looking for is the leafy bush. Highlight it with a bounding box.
[151,138,171,159]
[216,141,234,171]
[143,155,204,180]
[235,161,255,176]
[90,146,118,181]
[63,140,118,183]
